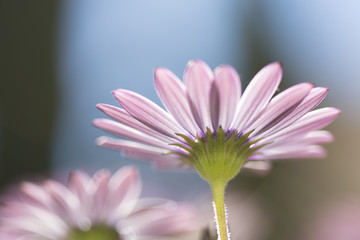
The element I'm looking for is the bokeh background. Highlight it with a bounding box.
[1,1,359,239]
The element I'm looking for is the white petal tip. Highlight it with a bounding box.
[261,62,283,78]
[112,89,128,98]
[243,161,272,175]
[115,165,138,177]
[154,67,165,80]
[186,59,207,68]
[186,59,196,67]
[154,67,175,85]
[92,118,102,126]
[95,136,108,146]
[213,64,239,77]
[154,67,167,75]
[328,108,342,117]
[267,61,282,70]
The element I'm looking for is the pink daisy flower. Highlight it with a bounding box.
[94,60,340,177]
[300,198,360,240]
[0,166,196,240]
[93,60,339,240]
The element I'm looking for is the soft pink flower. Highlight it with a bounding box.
[0,166,196,239]
[94,60,340,173]
[300,198,360,240]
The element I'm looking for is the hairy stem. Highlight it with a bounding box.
[210,181,230,240]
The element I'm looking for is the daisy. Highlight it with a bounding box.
[301,198,360,240]
[0,166,196,240]
[94,60,340,239]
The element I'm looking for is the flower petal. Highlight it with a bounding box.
[137,204,197,236]
[90,170,111,221]
[125,200,197,236]
[20,183,52,209]
[66,171,93,227]
[113,89,184,140]
[259,107,340,144]
[43,180,80,223]
[108,166,141,221]
[67,171,90,195]
[2,203,68,238]
[93,118,170,148]
[96,137,187,169]
[265,130,334,149]
[297,130,334,145]
[231,62,283,131]
[154,67,200,136]
[256,87,329,139]
[256,145,326,160]
[242,161,272,175]
[246,83,313,135]
[210,65,241,130]
[184,60,214,133]
[96,104,175,143]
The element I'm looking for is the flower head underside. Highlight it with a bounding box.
[94,60,340,180]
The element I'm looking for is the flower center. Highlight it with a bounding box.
[65,225,120,240]
[173,127,265,185]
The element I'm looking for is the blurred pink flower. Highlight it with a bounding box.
[94,60,340,174]
[300,198,360,240]
[0,166,197,240]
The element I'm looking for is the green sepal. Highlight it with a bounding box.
[171,128,265,186]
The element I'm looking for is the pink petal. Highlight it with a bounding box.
[113,89,184,140]
[20,183,52,209]
[211,65,241,130]
[154,67,200,136]
[242,161,272,175]
[298,130,334,145]
[96,136,169,153]
[256,145,326,160]
[184,60,214,133]
[96,104,175,143]
[93,118,170,148]
[256,87,329,139]
[91,170,111,218]
[3,205,68,238]
[136,203,197,235]
[107,167,141,221]
[96,137,186,169]
[231,62,283,131]
[109,166,140,203]
[43,180,80,222]
[246,83,313,135]
[265,130,334,149]
[259,107,340,144]
[126,200,197,236]
[66,171,91,216]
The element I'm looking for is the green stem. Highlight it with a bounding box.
[210,181,229,240]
